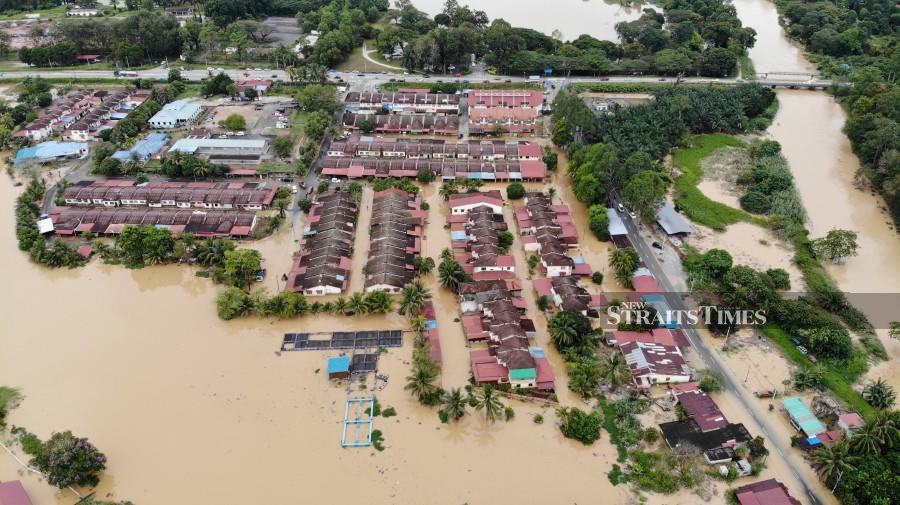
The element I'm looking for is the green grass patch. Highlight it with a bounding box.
[672,134,767,230]
[569,82,719,93]
[762,325,874,419]
[738,56,757,80]
[597,397,628,462]
[0,5,67,20]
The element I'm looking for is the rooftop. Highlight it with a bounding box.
[735,479,802,505]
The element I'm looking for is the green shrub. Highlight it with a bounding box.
[506,182,525,200]
[557,407,603,445]
[533,414,544,424]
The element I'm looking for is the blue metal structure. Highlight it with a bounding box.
[341,397,375,448]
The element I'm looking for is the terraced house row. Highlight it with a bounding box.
[344,91,461,114]
[49,208,257,238]
[326,137,543,161]
[321,157,547,181]
[342,112,460,136]
[287,192,359,296]
[364,188,428,293]
[62,180,278,210]
[16,89,149,142]
[449,191,516,282]
[516,192,591,277]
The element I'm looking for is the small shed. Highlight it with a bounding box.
[327,356,351,380]
[782,396,826,437]
[656,201,693,236]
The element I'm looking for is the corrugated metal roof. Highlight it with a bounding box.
[656,201,693,235]
[782,396,826,436]
[608,208,627,236]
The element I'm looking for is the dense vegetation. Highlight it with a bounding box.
[15,178,85,269]
[391,0,755,77]
[552,84,774,212]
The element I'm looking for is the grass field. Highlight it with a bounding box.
[336,42,404,74]
[672,134,767,230]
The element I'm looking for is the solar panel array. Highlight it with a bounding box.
[350,353,378,373]
[281,330,403,351]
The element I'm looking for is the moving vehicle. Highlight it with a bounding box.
[617,203,625,212]
[291,185,298,194]
[629,211,637,219]
[116,70,138,78]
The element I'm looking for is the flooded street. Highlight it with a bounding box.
[410,0,645,42]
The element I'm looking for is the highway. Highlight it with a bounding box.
[0,66,836,89]
[610,194,827,505]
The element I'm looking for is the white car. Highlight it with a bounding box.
[617,203,625,212]
[291,185,298,194]
[235,131,245,136]
[629,211,637,219]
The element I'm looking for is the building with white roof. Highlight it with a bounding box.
[148,100,203,129]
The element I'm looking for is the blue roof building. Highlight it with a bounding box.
[327,356,351,379]
[782,396,826,437]
[14,141,88,165]
[112,133,168,162]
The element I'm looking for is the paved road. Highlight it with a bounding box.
[0,66,836,89]
[610,194,826,505]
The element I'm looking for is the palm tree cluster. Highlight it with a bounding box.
[438,256,470,292]
[398,281,432,317]
[811,411,899,485]
[405,345,442,406]
[609,248,640,288]
[474,384,505,423]
[862,378,896,410]
[439,388,468,422]
[439,178,484,201]
[548,310,595,352]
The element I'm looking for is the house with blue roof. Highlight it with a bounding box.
[112,133,168,163]
[14,141,89,165]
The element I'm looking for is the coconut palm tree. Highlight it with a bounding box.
[438,259,469,292]
[347,292,368,315]
[863,378,896,409]
[398,280,432,316]
[440,248,454,262]
[609,248,639,288]
[850,423,882,456]
[441,388,468,421]
[868,410,900,450]
[548,310,590,350]
[365,290,393,314]
[598,351,632,391]
[404,366,439,401]
[409,315,427,343]
[810,441,855,486]
[332,296,348,315]
[439,181,459,201]
[475,384,504,423]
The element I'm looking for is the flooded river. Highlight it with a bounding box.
[410,0,645,42]
[733,0,900,384]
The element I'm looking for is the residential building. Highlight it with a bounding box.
[50,208,257,238]
[448,190,504,219]
[837,412,864,438]
[344,92,461,114]
[451,197,515,280]
[327,137,542,161]
[364,188,427,293]
[287,192,358,296]
[671,382,728,432]
[236,80,273,97]
[516,192,590,277]
[62,180,277,210]
[734,479,801,505]
[468,107,540,135]
[148,100,203,128]
[532,275,607,316]
[169,138,266,164]
[321,157,547,181]
[618,340,691,388]
[659,419,752,464]
[342,112,460,136]
[467,89,544,108]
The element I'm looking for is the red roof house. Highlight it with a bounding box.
[734,479,801,505]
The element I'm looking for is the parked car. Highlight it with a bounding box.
[235,131,245,136]
[617,203,625,212]
[291,185,298,194]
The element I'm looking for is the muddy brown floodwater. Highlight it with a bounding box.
[0,173,640,505]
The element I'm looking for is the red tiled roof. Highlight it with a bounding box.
[0,481,33,505]
[673,382,728,432]
[535,356,555,390]
[632,275,661,294]
[735,479,801,505]
[470,349,508,383]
